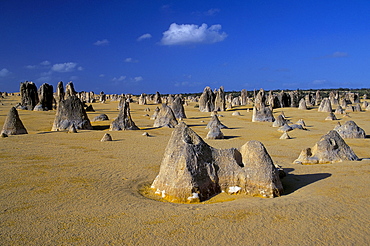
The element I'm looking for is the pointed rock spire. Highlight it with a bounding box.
[1,107,28,135]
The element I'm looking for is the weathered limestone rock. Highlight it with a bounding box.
[199,86,215,112]
[272,114,286,127]
[110,101,139,130]
[335,106,344,114]
[298,98,307,110]
[294,130,359,164]
[153,104,178,128]
[252,105,274,122]
[65,82,77,99]
[150,106,160,120]
[240,89,248,105]
[101,133,112,142]
[206,115,227,129]
[20,81,39,110]
[92,114,109,122]
[280,132,291,139]
[170,96,187,119]
[151,123,283,203]
[51,95,93,131]
[333,121,366,139]
[296,119,306,127]
[37,83,54,111]
[138,94,147,105]
[85,104,95,112]
[325,112,337,121]
[153,91,162,104]
[206,126,224,139]
[232,111,241,116]
[318,98,332,112]
[278,124,293,133]
[214,86,226,111]
[68,124,78,133]
[55,81,65,104]
[1,107,28,135]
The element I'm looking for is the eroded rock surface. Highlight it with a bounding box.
[1,107,28,135]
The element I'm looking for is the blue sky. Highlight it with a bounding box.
[1,0,369,95]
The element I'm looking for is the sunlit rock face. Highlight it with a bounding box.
[110,101,139,131]
[1,107,28,135]
[333,121,366,139]
[151,123,283,203]
[153,104,178,128]
[294,130,359,164]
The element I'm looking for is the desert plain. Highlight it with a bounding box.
[0,93,369,245]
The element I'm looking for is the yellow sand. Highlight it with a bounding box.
[0,95,369,245]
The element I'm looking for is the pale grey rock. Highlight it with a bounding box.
[1,107,28,135]
[333,121,366,139]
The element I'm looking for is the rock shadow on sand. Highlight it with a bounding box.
[281,168,331,195]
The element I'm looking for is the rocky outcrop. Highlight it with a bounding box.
[36,83,53,111]
[151,123,283,203]
[214,86,225,111]
[318,98,332,112]
[206,126,224,139]
[51,95,93,131]
[1,107,28,135]
[92,114,109,122]
[20,81,39,110]
[153,104,178,128]
[206,115,227,129]
[294,130,359,164]
[110,101,139,130]
[101,133,112,142]
[170,96,186,119]
[252,89,275,122]
[333,121,366,139]
[199,86,215,112]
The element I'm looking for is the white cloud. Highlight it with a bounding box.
[69,76,79,80]
[161,23,227,45]
[99,74,105,77]
[205,8,220,16]
[40,60,50,66]
[77,66,83,71]
[51,62,78,72]
[94,39,110,46]
[0,68,10,77]
[331,51,348,58]
[134,76,143,82]
[312,79,328,85]
[137,33,152,41]
[25,65,36,69]
[124,57,138,63]
[112,76,126,81]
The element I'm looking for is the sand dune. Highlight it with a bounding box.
[1,94,369,245]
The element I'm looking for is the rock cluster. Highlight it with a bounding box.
[151,123,283,203]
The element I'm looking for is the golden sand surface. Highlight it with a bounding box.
[0,95,369,245]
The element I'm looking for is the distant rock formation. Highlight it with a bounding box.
[110,101,139,130]
[51,95,93,131]
[138,94,147,105]
[153,91,162,104]
[65,82,77,99]
[252,89,275,122]
[20,81,39,110]
[92,114,109,122]
[206,125,224,139]
[199,86,215,112]
[206,115,227,129]
[36,83,53,111]
[294,130,359,164]
[101,133,112,142]
[214,86,225,111]
[151,123,283,203]
[333,121,366,139]
[279,132,291,139]
[55,81,65,104]
[325,112,337,121]
[1,107,28,135]
[272,114,286,127]
[153,104,178,128]
[170,96,187,119]
[298,98,307,110]
[240,89,248,105]
[318,98,332,112]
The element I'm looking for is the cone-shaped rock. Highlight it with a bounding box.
[325,112,337,121]
[278,124,293,132]
[232,111,241,116]
[151,123,283,203]
[199,86,215,112]
[153,104,178,128]
[272,114,286,127]
[110,101,139,131]
[206,115,227,129]
[51,95,93,131]
[1,107,28,135]
[294,130,359,164]
[170,96,187,119]
[206,126,224,139]
[298,98,307,110]
[280,132,291,139]
[101,133,112,142]
[296,119,306,127]
[333,121,366,138]
[318,98,332,112]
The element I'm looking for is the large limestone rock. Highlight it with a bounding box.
[20,81,39,110]
[65,82,77,99]
[51,95,93,131]
[206,115,227,129]
[214,86,225,111]
[36,83,54,111]
[318,98,332,112]
[170,96,186,119]
[55,81,65,104]
[206,126,224,139]
[272,114,286,127]
[252,105,275,122]
[240,89,248,105]
[151,123,283,203]
[1,107,28,135]
[199,86,215,112]
[298,98,307,110]
[294,130,359,164]
[153,91,162,104]
[110,101,139,130]
[333,121,366,139]
[153,104,178,128]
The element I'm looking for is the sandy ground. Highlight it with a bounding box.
[0,94,369,245]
